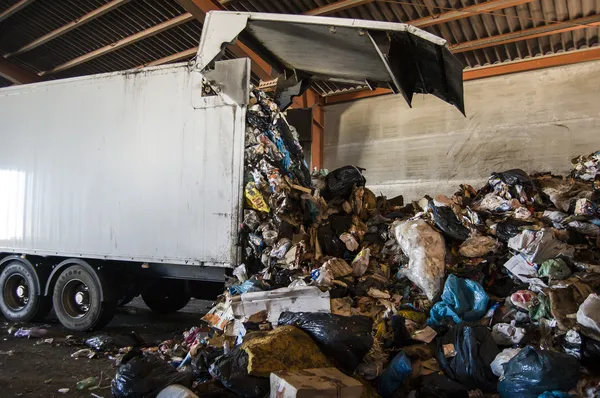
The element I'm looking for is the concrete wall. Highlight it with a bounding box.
[324,61,600,201]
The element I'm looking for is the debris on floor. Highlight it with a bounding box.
[13,327,48,338]
[63,86,599,397]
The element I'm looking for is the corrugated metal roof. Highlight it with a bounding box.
[0,0,110,55]
[1,0,599,96]
[53,19,203,79]
[5,0,188,74]
[0,75,12,88]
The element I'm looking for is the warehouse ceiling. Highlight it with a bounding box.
[1,0,599,98]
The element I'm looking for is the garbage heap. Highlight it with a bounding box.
[111,88,600,398]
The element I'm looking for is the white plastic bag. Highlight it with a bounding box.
[508,229,574,264]
[475,193,512,212]
[490,348,521,377]
[392,219,446,301]
[577,293,600,341]
[492,322,525,346]
[351,248,370,277]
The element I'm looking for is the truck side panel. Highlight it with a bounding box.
[0,64,244,266]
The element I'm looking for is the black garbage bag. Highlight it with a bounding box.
[492,169,534,188]
[418,373,469,398]
[391,315,415,347]
[210,346,269,398]
[324,166,366,199]
[278,311,373,372]
[191,346,225,383]
[495,219,531,242]
[581,336,600,364]
[435,323,499,392]
[111,355,193,398]
[498,346,579,398]
[429,203,470,241]
[317,222,346,258]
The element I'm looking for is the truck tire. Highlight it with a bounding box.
[0,261,51,322]
[142,280,191,314]
[52,264,117,331]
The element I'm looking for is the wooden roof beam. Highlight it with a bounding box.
[410,0,534,28]
[304,0,375,16]
[0,59,42,85]
[40,13,194,76]
[451,14,600,53]
[176,0,274,81]
[0,0,35,23]
[4,0,131,58]
[137,47,198,68]
[325,47,600,104]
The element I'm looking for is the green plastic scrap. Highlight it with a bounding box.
[530,294,552,321]
[537,258,572,281]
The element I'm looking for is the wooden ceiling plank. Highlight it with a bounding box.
[4,0,132,58]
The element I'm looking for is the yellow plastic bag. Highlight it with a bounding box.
[244,182,270,213]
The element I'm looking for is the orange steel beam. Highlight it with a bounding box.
[40,13,194,75]
[310,90,325,170]
[462,46,600,80]
[304,0,375,16]
[325,47,600,104]
[452,14,600,53]
[409,0,534,28]
[0,59,42,85]
[0,0,35,23]
[176,0,273,81]
[324,88,393,104]
[4,0,131,58]
[290,89,324,169]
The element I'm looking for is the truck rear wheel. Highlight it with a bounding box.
[142,280,191,314]
[0,261,51,322]
[52,264,116,331]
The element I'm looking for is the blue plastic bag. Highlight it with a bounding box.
[428,274,489,326]
[498,346,579,398]
[538,392,573,398]
[378,351,412,398]
[229,279,263,296]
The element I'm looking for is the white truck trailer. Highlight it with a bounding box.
[0,11,464,330]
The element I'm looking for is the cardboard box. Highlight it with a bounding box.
[270,368,363,398]
[231,286,331,324]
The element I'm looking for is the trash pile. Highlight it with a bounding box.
[108,88,600,397]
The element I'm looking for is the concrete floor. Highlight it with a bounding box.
[0,297,213,398]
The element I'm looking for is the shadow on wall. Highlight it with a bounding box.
[323,61,600,201]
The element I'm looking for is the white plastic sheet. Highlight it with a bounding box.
[508,229,574,264]
[577,293,600,341]
[491,348,521,377]
[392,219,446,301]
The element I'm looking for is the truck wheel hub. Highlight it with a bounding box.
[61,280,90,318]
[3,275,29,310]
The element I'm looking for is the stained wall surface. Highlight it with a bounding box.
[324,61,600,200]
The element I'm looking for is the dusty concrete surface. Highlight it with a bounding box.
[0,298,211,398]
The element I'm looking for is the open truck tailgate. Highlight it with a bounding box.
[197,11,464,114]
